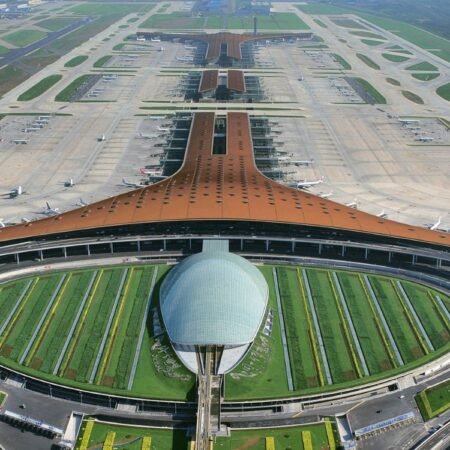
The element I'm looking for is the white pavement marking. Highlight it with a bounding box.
[302,269,333,385]
[332,272,369,376]
[127,266,158,391]
[19,274,67,364]
[88,268,129,384]
[272,267,294,391]
[396,281,434,352]
[363,275,404,366]
[52,271,98,375]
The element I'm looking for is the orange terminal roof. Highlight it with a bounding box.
[142,32,310,61]
[227,70,246,93]
[199,70,219,93]
[0,112,448,247]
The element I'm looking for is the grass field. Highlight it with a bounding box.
[75,419,191,450]
[361,39,383,46]
[402,90,424,104]
[406,61,439,71]
[215,421,338,450]
[140,12,308,30]
[0,45,9,55]
[64,55,88,67]
[412,73,440,81]
[2,30,47,47]
[356,53,381,70]
[382,53,411,62]
[17,74,62,101]
[330,17,365,29]
[416,379,450,420]
[69,3,152,16]
[0,264,448,402]
[94,55,113,68]
[54,74,95,102]
[436,82,450,101]
[297,3,450,62]
[386,77,401,86]
[350,30,385,39]
[352,78,386,104]
[332,53,351,70]
[35,17,79,31]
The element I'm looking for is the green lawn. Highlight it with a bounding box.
[332,53,351,69]
[356,53,381,69]
[3,30,47,47]
[93,55,113,68]
[0,391,5,406]
[216,422,337,450]
[0,45,9,55]
[330,17,366,29]
[412,72,440,81]
[139,12,205,30]
[406,61,439,71]
[382,53,411,62]
[75,420,191,450]
[416,379,450,420]
[402,90,424,104]
[64,55,88,67]
[436,82,450,101]
[35,17,78,31]
[69,3,152,16]
[352,77,386,104]
[386,77,401,86]
[55,74,95,102]
[18,74,62,101]
[350,30,386,39]
[361,39,383,46]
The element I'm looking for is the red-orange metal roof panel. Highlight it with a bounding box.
[227,70,246,93]
[199,70,219,92]
[0,112,448,247]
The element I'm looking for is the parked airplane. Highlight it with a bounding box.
[345,200,358,209]
[137,36,146,42]
[376,210,388,219]
[176,56,193,62]
[97,134,106,142]
[296,176,324,189]
[415,136,434,142]
[428,216,442,231]
[138,132,158,139]
[41,202,59,215]
[0,217,16,227]
[292,159,314,166]
[76,198,88,207]
[319,191,333,199]
[64,178,74,188]
[151,37,161,42]
[12,139,28,144]
[122,178,146,188]
[1,186,23,198]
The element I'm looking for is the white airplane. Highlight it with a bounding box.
[12,139,28,144]
[158,47,164,52]
[184,45,196,50]
[98,134,106,142]
[0,217,16,227]
[122,178,146,188]
[428,216,442,231]
[319,191,333,199]
[292,159,314,166]
[138,132,158,139]
[151,37,161,42]
[157,126,171,132]
[1,186,23,198]
[21,217,30,223]
[76,198,87,207]
[345,200,358,209]
[64,178,74,188]
[42,202,59,215]
[415,136,434,142]
[137,36,146,42]
[296,176,324,189]
[377,210,388,219]
[140,169,167,180]
[176,56,193,62]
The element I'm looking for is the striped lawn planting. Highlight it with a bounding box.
[99,267,155,388]
[433,294,450,325]
[55,271,99,376]
[306,269,357,383]
[125,267,157,390]
[272,268,294,391]
[3,275,62,361]
[93,268,132,384]
[338,272,394,373]
[66,268,125,383]
[393,281,431,354]
[401,282,450,349]
[0,280,33,336]
[368,276,424,362]
[276,267,321,389]
[0,280,29,333]
[330,272,368,377]
[20,274,68,365]
[33,271,94,373]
